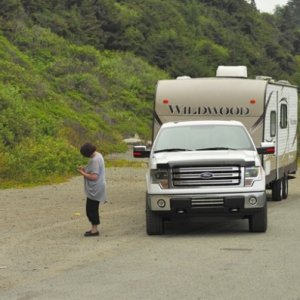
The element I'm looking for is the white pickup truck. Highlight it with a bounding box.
[134,120,275,234]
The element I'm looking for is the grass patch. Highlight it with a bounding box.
[0,160,147,189]
[0,175,73,189]
[105,159,147,168]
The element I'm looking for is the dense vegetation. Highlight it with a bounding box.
[0,0,299,186]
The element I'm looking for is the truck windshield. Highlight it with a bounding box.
[153,124,255,153]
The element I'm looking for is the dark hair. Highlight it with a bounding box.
[80,143,96,158]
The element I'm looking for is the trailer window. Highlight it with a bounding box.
[270,111,276,137]
[280,104,287,129]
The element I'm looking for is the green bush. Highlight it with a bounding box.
[2,137,84,184]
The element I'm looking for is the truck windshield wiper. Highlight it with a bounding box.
[154,148,192,153]
[195,147,237,151]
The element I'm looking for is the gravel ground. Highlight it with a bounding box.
[0,165,147,292]
[1,151,300,300]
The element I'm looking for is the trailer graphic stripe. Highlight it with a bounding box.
[250,91,273,133]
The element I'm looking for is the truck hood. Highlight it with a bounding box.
[150,150,259,168]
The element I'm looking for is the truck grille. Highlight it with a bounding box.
[172,166,241,187]
[191,197,224,207]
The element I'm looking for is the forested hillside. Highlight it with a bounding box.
[0,30,166,186]
[0,0,299,186]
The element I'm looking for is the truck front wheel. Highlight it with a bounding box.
[146,209,164,235]
[249,205,267,233]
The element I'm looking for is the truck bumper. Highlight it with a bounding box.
[147,191,266,217]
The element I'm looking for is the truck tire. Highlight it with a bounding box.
[146,209,164,235]
[272,178,283,201]
[145,194,164,235]
[282,175,288,199]
[249,204,267,233]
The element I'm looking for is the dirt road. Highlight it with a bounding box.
[1,166,300,299]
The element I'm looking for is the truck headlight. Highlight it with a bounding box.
[244,166,262,187]
[151,169,169,189]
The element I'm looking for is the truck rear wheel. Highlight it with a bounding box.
[249,205,267,233]
[272,178,283,201]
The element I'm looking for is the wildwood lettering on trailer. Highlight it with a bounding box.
[168,105,250,116]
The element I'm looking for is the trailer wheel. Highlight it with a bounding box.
[249,205,267,233]
[272,178,283,201]
[282,175,288,199]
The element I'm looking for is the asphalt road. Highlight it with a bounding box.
[1,169,300,300]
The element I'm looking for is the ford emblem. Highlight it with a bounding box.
[200,172,213,179]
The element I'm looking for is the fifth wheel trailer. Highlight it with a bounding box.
[152,66,298,201]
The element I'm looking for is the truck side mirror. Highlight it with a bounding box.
[133,145,151,158]
[257,142,275,155]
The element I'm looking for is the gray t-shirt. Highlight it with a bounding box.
[84,152,106,202]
